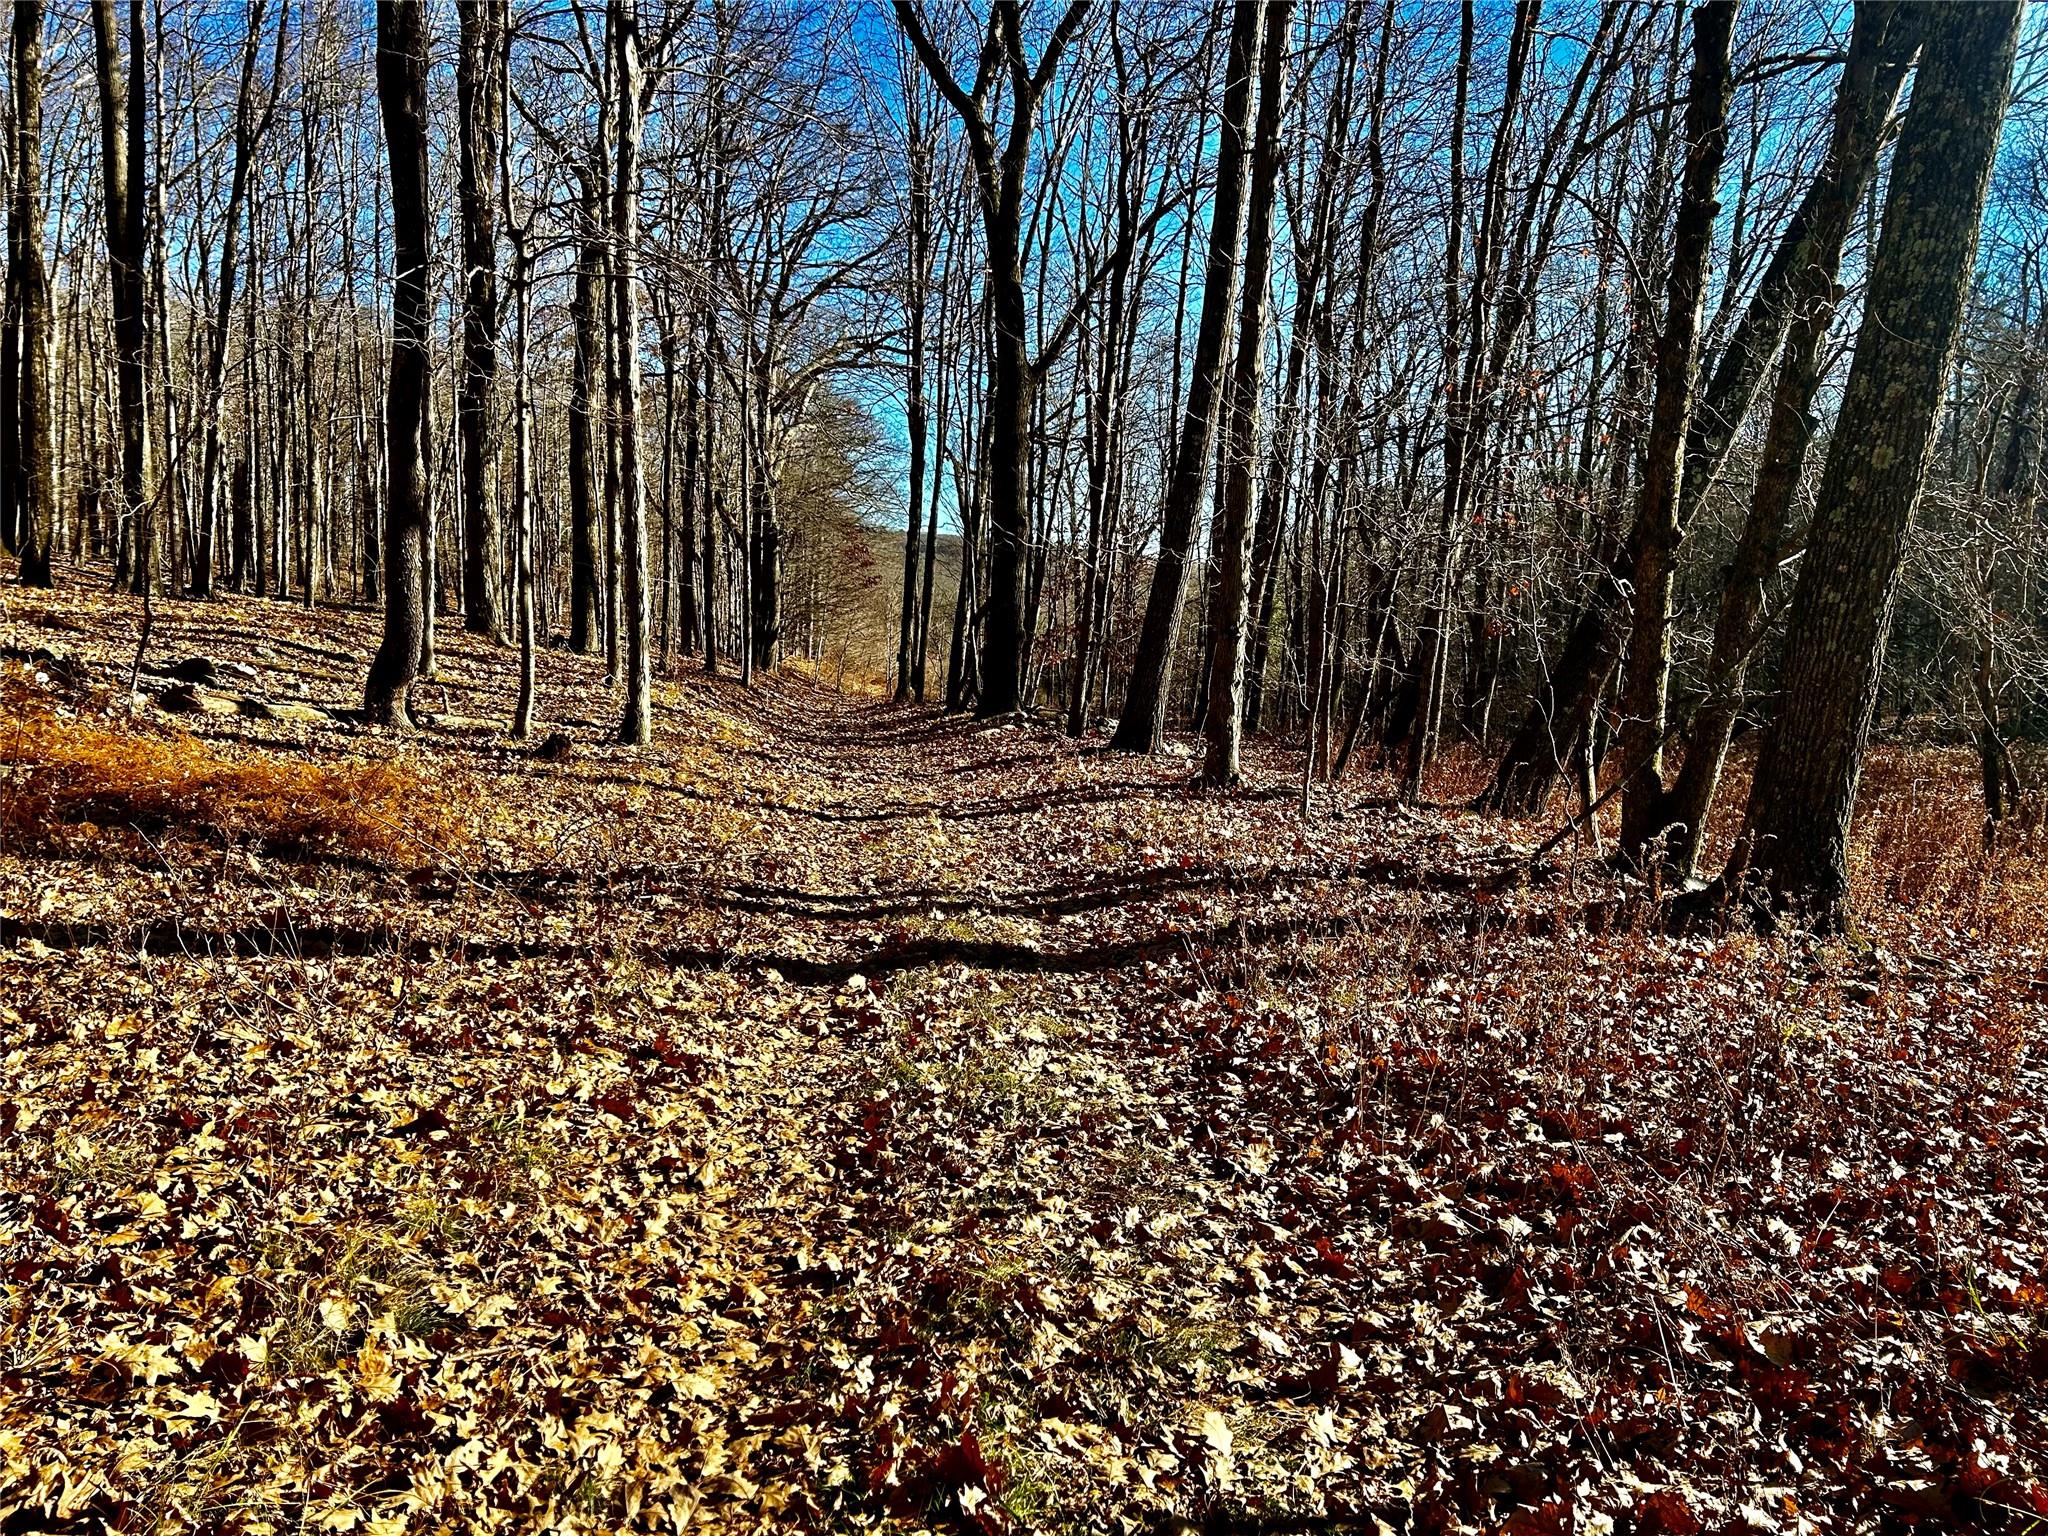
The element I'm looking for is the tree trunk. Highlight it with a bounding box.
[611,0,651,745]
[1615,0,1737,860]
[1729,0,2020,929]
[568,187,603,654]
[1400,0,1478,803]
[895,112,932,702]
[1112,0,1261,753]
[700,338,720,673]
[363,0,432,728]
[193,0,281,602]
[1201,0,1289,789]
[91,0,152,598]
[510,219,537,739]
[9,0,55,587]
[457,0,506,639]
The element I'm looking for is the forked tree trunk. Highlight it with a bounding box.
[894,1,1089,719]
[363,0,432,727]
[1666,4,1918,876]
[1729,0,2021,929]
[1201,0,1290,789]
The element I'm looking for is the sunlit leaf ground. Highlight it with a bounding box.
[4,581,2048,1534]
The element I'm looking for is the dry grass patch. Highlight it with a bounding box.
[0,669,458,863]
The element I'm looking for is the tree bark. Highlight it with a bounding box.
[568,175,603,654]
[457,0,507,639]
[1201,0,1289,789]
[8,0,56,587]
[1111,0,1261,753]
[611,0,652,745]
[1729,0,2021,929]
[509,214,536,740]
[895,101,933,702]
[91,0,152,597]
[1666,4,1917,876]
[1614,0,1737,860]
[363,0,432,728]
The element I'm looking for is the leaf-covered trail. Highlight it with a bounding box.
[7,584,2048,1534]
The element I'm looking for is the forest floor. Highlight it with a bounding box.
[4,579,2048,1536]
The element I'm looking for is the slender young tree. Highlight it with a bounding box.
[194,0,287,600]
[507,183,537,740]
[894,64,935,703]
[568,173,604,655]
[612,0,653,745]
[1614,0,1737,861]
[1113,0,1261,753]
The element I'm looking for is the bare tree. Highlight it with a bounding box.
[363,0,433,727]
[1201,0,1290,789]
[895,0,1091,718]
[1113,0,1260,754]
[457,0,508,640]
[6,0,56,587]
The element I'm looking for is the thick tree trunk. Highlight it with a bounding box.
[457,0,506,639]
[1614,0,1737,860]
[1666,4,1917,876]
[1485,3,1921,817]
[977,221,1030,715]
[1201,0,1290,789]
[363,0,432,728]
[1112,0,1261,753]
[1730,0,2020,929]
